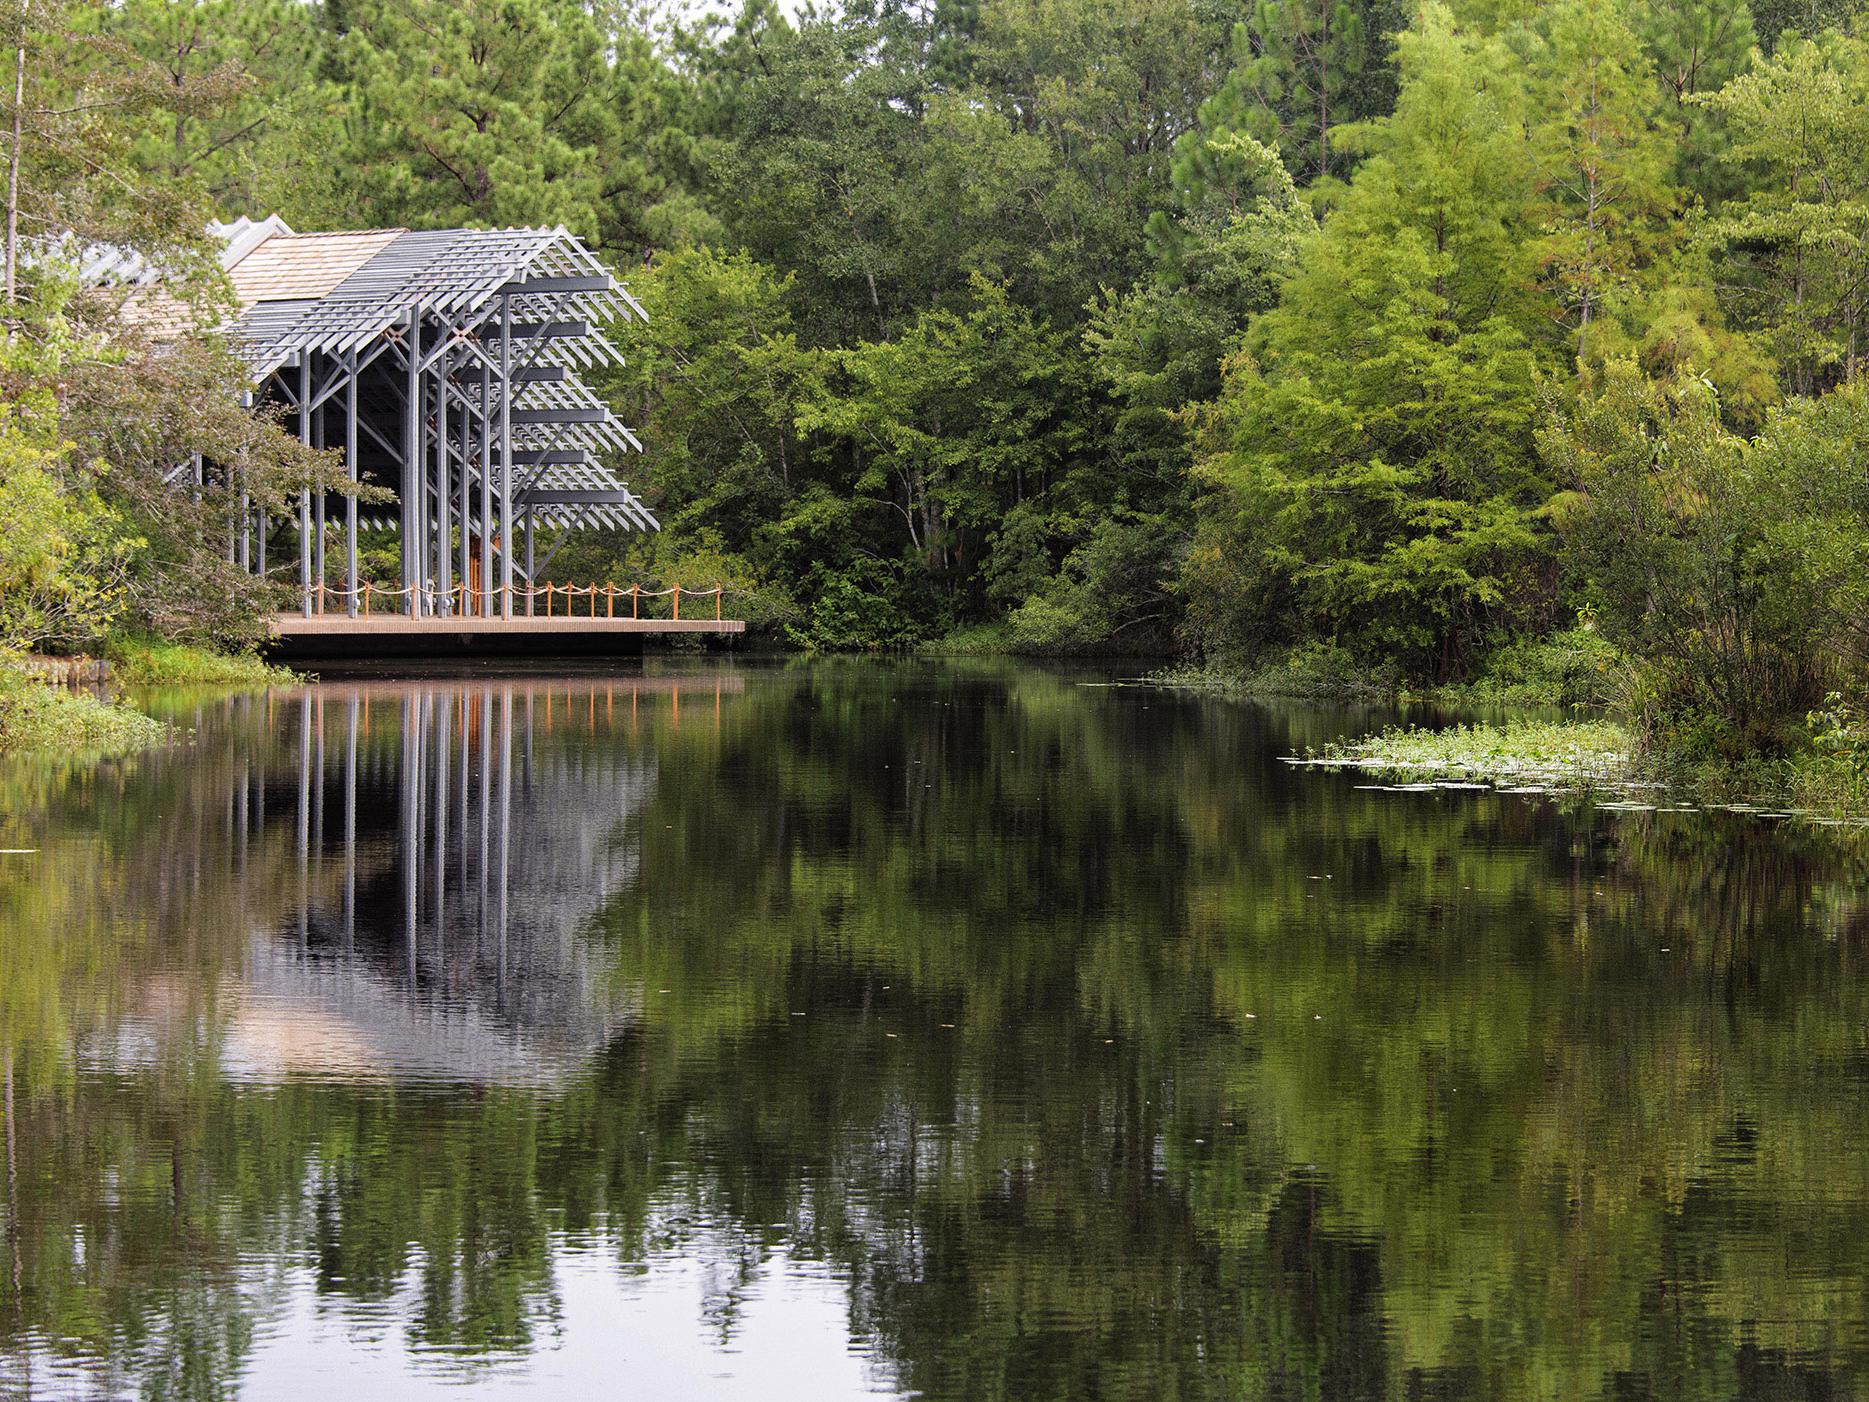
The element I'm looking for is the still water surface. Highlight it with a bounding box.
[1,661,1866,1400]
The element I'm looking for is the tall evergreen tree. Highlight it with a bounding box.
[1220,0,1401,185]
[1700,32,1869,391]
[98,0,338,221]
[1192,6,1550,674]
[1527,0,1678,360]
[317,0,617,237]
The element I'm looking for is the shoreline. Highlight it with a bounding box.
[0,642,295,759]
[1285,718,1869,827]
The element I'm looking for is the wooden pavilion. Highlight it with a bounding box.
[190,216,660,621]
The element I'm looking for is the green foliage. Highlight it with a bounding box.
[315,0,618,236]
[1315,717,1636,784]
[795,276,1086,624]
[0,665,165,756]
[1545,360,1869,754]
[1004,512,1178,655]
[0,401,135,653]
[785,558,925,652]
[1237,640,1403,700]
[103,638,291,689]
[1221,0,1390,184]
[1452,622,1624,707]
[100,0,340,220]
[1527,0,1681,361]
[923,621,1014,656]
[32,0,1869,745]
[1804,690,1869,806]
[1194,7,1552,676]
[1698,31,1869,394]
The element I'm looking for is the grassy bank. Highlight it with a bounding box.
[0,641,291,760]
[0,666,165,758]
[105,638,296,688]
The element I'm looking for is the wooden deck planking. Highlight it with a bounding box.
[271,614,745,637]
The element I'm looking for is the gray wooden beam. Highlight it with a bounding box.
[496,275,613,296]
[486,320,588,341]
[510,407,607,424]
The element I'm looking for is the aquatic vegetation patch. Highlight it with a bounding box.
[1294,720,1637,789]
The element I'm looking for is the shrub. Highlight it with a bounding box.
[1546,363,1869,753]
[786,559,924,651]
[1459,623,1622,708]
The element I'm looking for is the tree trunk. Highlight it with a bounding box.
[5,26,24,311]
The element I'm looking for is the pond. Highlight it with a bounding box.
[0,660,1865,1400]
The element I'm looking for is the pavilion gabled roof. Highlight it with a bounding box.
[222,221,644,377]
[212,217,657,533]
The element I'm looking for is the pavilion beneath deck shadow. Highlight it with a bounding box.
[184,217,740,646]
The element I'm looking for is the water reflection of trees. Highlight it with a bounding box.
[2,662,1868,1400]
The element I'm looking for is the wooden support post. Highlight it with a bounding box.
[313,358,327,615]
[345,351,359,617]
[299,356,312,617]
[498,297,514,620]
[632,584,638,619]
[403,309,422,616]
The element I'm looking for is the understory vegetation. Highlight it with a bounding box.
[1,0,1867,781]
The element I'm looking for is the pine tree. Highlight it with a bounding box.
[1224,0,1390,184]
[318,0,618,237]
[1527,0,1679,360]
[1699,32,1869,391]
[99,0,338,220]
[1195,5,1550,675]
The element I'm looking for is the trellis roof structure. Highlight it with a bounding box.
[187,217,660,619]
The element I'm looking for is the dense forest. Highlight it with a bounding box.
[4,0,1869,768]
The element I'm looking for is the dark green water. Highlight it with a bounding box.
[1,661,1866,1401]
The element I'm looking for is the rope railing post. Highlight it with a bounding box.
[673,584,680,622]
[363,581,372,616]
[715,585,722,622]
[632,584,639,619]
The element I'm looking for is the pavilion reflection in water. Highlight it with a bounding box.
[108,674,741,1087]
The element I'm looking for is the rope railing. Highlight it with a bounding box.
[297,580,737,622]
